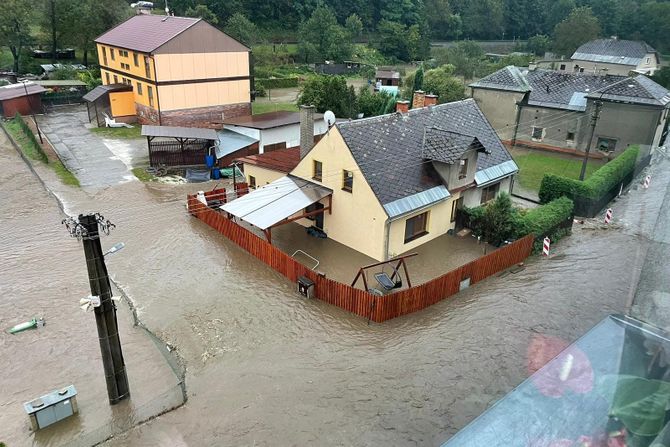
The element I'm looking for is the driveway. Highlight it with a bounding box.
[39,105,138,190]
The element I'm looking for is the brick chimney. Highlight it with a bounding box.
[424,94,438,106]
[412,90,426,109]
[396,100,410,113]
[299,105,315,159]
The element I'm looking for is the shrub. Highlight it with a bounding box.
[12,113,48,163]
[481,192,515,246]
[539,146,639,203]
[520,197,574,252]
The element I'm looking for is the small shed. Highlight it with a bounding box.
[375,69,401,86]
[0,82,46,118]
[83,83,133,127]
[142,125,218,167]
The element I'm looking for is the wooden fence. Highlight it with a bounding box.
[188,194,534,322]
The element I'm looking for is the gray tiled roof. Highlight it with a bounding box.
[588,75,670,106]
[336,99,514,206]
[524,70,626,110]
[421,128,484,164]
[572,39,656,66]
[469,66,531,92]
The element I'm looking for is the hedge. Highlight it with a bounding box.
[539,146,639,203]
[255,77,300,89]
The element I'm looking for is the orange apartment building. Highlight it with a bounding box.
[94,14,252,127]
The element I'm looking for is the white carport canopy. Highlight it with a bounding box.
[220,175,332,230]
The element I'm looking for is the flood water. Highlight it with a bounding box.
[1,127,667,446]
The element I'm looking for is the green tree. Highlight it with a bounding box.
[638,1,670,53]
[526,34,552,56]
[481,192,514,246]
[652,66,670,89]
[413,66,424,92]
[544,0,575,32]
[185,4,219,24]
[357,87,396,117]
[552,6,601,57]
[224,13,258,46]
[0,0,33,73]
[345,14,363,40]
[461,0,504,39]
[422,65,465,103]
[298,75,358,118]
[299,6,352,62]
[375,19,429,61]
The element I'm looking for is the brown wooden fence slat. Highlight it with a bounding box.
[188,195,534,323]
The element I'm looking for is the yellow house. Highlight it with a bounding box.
[94,14,251,127]
[222,99,518,261]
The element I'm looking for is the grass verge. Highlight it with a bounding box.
[513,151,602,192]
[252,102,298,115]
[132,167,155,182]
[91,126,142,139]
[4,116,81,187]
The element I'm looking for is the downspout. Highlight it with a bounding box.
[152,55,162,125]
[511,99,523,148]
[383,217,391,261]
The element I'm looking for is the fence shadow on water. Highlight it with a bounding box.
[187,193,534,323]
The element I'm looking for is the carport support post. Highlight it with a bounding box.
[79,214,130,405]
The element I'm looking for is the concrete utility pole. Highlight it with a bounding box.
[579,99,603,181]
[66,214,130,404]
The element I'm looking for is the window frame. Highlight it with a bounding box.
[133,53,139,67]
[531,126,544,141]
[145,57,152,79]
[342,169,353,192]
[597,137,617,152]
[105,72,110,84]
[559,64,566,71]
[147,85,154,107]
[566,131,575,142]
[480,182,500,205]
[137,82,143,95]
[113,75,118,83]
[312,160,323,181]
[458,158,468,180]
[404,211,430,244]
[110,48,115,61]
[249,175,256,189]
[102,47,108,65]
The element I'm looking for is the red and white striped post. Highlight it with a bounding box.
[542,237,551,256]
[604,208,613,224]
[644,175,651,189]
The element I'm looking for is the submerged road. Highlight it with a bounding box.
[2,117,668,446]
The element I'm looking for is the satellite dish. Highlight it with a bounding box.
[324,110,336,127]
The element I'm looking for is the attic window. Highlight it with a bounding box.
[458,158,468,180]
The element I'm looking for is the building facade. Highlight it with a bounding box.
[471,66,670,156]
[571,39,660,76]
[95,14,252,127]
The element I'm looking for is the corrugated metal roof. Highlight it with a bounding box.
[376,70,400,79]
[0,82,46,101]
[215,129,258,159]
[82,83,132,102]
[383,186,451,220]
[224,111,324,130]
[141,125,218,140]
[220,175,332,230]
[475,160,518,187]
[568,92,588,109]
[35,80,87,87]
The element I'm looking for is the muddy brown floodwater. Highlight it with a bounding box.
[2,126,667,446]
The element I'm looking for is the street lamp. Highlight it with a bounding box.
[103,242,125,257]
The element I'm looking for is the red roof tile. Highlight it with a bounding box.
[236,147,300,173]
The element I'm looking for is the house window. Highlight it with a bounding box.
[597,137,617,152]
[147,86,154,107]
[566,131,575,142]
[458,158,468,180]
[113,75,118,83]
[342,170,353,192]
[404,211,429,243]
[249,175,256,189]
[312,160,322,181]
[481,182,500,204]
[105,72,110,84]
[121,50,129,57]
[559,64,566,71]
[137,82,143,95]
[532,126,544,141]
[145,57,152,79]
[451,200,458,223]
[110,48,115,60]
[646,57,651,64]
[133,53,139,66]
[102,47,108,65]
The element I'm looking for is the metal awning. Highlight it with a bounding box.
[215,129,258,159]
[220,175,332,230]
[142,125,218,140]
[82,83,132,102]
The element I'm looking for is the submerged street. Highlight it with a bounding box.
[1,127,668,446]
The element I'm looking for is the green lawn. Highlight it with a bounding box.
[4,120,80,187]
[90,126,142,139]
[131,167,156,182]
[513,152,602,192]
[252,102,298,115]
